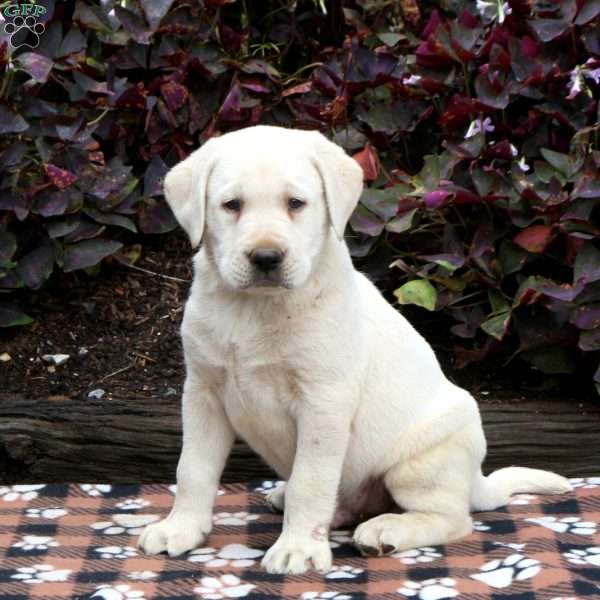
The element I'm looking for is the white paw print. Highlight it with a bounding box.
[128,571,158,581]
[473,521,491,532]
[563,546,600,566]
[325,564,364,579]
[12,535,59,551]
[330,529,353,548]
[115,498,150,510]
[493,542,526,551]
[302,593,353,599]
[525,516,597,535]
[11,563,71,584]
[189,544,264,567]
[213,511,260,526]
[392,547,443,564]
[0,485,45,502]
[94,545,138,559]
[91,584,146,599]
[25,507,67,519]
[253,480,284,494]
[509,494,538,505]
[80,484,112,497]
[194,574,256,599]
[398,577,459,599]
[569,477,600,489]
[470,554,541,588]
[91,514,159,536]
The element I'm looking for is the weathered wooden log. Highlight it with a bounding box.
[0,394,598,483]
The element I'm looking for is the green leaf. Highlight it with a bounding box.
[0,227,17,267]
[0,303,33,327]
[394,279,437,311]
[481,312,511,340]
[540,148,584,179]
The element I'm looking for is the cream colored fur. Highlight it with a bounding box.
[138,125,571,574]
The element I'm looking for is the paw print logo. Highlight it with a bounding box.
[12,535,59,552]
[194,574,256,599]
[94,545,138,559]
[525,516,597,535]
[325,564,364,579]
[4,16,46,49]
[470,554,541,589]
[392,546,443,565]
[188,544,264,567]
[398,577,459,599]
[213,511,259,526]
[563,546,600,567]
[80,484,112,497]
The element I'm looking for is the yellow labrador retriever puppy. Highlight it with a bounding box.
[138,125,570,574]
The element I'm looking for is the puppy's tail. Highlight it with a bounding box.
[470,466,572,511]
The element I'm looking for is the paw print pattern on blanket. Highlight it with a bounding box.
[470,554,541,588]
[194,574,256,599]
[398,577,459,600]
[213,511,259,526]
[525,516,597,535]
[325,564,365,579]
[91,583,146,599]
[11,564,71,584]
[188,544,264,567]
[562,546,600,566]
[392,547,443,564]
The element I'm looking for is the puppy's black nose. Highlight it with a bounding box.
[249,248,283,272]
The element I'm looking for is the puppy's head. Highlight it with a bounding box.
[163,126,363,292]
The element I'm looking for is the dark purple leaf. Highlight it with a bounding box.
[219,82,242,122]
[571,304,600,330]
[17,52,53,83]
[114,5,152,44]
[160,81,188,112]
[424,190,452,208]
[16,240,55,289]
[0,106,28,134]
[574,243,600,284]
[141,0,174,30]
[43,163,77,190]
[579,328,600,351]
[575,0,600,25]
[138,200,177,234]
[63,239,123,272]
[528,19,570,42]
[514,225,554,253]
[349,204,385,237]
[0,228,16,267]
[144,154,169,197]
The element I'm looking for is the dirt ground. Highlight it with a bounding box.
[0,231,594,405]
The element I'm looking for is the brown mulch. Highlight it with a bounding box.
[0,232,193,402]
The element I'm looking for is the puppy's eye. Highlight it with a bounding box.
[288,198,306,211]
[223,199,242,212]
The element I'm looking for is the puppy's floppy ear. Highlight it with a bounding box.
[163,137,219,248]
[310,131,364,240]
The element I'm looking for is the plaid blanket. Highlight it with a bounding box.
[1,479,599,599]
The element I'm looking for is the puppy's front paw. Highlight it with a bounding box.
[261,533,332,574]
[138,513,210,557]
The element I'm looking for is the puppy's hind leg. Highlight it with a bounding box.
[353,427,479,556]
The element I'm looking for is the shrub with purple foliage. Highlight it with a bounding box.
[0,1,599,390]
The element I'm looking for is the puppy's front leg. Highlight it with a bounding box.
[262,386,350,574]
[139,372,234,557]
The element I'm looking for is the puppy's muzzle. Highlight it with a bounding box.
[248,248,284,273]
